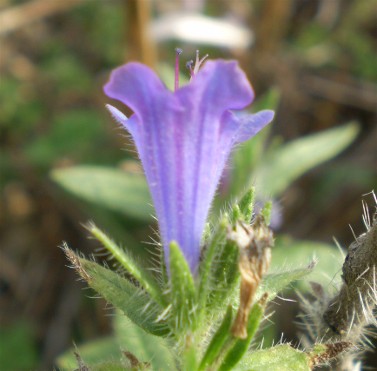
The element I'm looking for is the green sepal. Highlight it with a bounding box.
[238,188,255,222]
[219,296,267,371]
[231,204,242,225]
[199,306,233,370]
[207,238,240,308]
[169,241,197,332]
[63,246,168,337]
[208,189,256,306]
[234,344,310,371]
[88,224,166,307]
[260,201,272,226]
[198,216,228,311]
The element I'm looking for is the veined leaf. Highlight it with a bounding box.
[254,122,359,197]
[88,224,165,306]
[56,337,120,370]
[271,237,344,289]
[51,165,152,221]
[258,263,315,301]
[114,312,177,371]
[63,247,168,337]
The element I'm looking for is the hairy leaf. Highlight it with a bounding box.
[51,165,152,221]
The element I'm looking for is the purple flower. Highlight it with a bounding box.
[104,54,274,273]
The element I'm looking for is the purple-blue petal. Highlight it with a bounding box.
[234,110,275,143]
[104,60,273,273]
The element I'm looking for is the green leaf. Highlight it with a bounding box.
[254,122,359,196]
[88,224,165,306]
[56,337,120,370]
[169,242,197,332]
[235,344,310,371]
[114,312,177,371]
[219,297,267,371]
[63,247,168,336]
[271,237,344,289]
[199,306,234,370]
[258,263,315,301]
[51,166,152,221]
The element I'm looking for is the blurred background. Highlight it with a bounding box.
[0,0,376,369]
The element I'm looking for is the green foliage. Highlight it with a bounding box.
[0,322,38,371]
[62,190,326,370]
[63,248,167,336]
[271,237,344,289]
[254,122,359,197]
[57,337,121,370]
[236,345,310,371]
[57,312,176,371]
[25,109,107,169]
[0,77,43,131]
[57,134,358,370]
[258,264,315,302]
[206,237,240,309]
[260,201,272,225]
[198,216,229,309]
[199,306,234,370]
[42,54,92,94]
[90,361,129,371]
[198,215,241,313]
[51,166,152,221]
[219,298,267,371]
[87,224,164,305]
[114,314,177,371]
[238,188,255,222]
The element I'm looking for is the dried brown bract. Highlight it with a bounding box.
[229,216,273,338]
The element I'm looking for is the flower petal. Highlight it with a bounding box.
[104,60,273,273]
[234,110,275,143]
[104,62,181,119]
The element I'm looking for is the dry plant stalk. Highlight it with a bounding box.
[0,0,83,35]
[301,196,377,370]
[230,216,273,338]
[323,216,377,341]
